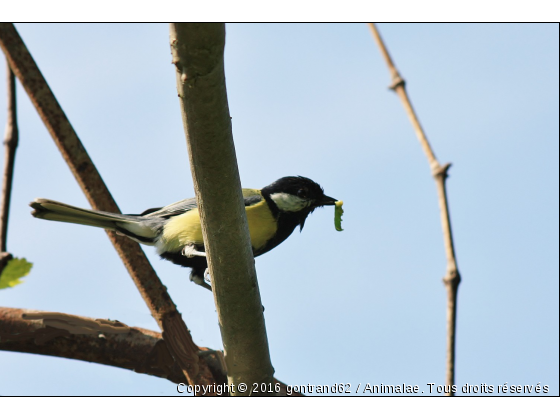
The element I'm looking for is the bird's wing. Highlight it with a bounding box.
[135,198,198,219]
[135,189,262,219]
[242,188,264,206]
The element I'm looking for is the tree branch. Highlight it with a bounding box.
[368,23,461,395]
[0,23,216,390]
[0,60,18,272]
[170,23,275,395]
[0,307,301,396]
[0,307,189,384]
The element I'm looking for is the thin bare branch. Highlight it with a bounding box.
[0,61,18,272]
[0,307,301,396]
[170,23,275,395]
[0,23,216,390]
[368,23,461,395]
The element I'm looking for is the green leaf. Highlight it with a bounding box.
[334,200,344,232]
[0,257,33,290]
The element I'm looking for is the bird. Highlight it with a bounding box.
[30,176,338,290]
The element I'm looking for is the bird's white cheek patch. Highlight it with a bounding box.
[270,193,310,212]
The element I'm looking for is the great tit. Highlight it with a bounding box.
[30,176,337,290]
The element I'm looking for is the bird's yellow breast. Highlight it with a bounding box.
[160,196,277,253]
[245,198,278,250]
[161,208,204,252]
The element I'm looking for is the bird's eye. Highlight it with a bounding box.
[297,188,308,198]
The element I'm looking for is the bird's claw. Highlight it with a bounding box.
[182,244,207,258]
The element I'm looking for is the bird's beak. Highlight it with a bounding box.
[318,195,338,206]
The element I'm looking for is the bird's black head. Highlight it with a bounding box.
[262,176,337,231]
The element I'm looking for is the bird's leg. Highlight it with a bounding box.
[201,268,213,291]
[190,268,212,291]
[182,244,207,258]
[184,246,211,291]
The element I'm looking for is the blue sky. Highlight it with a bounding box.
[0,23,558,396]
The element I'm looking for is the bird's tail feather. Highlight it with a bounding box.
[30,198,139,230]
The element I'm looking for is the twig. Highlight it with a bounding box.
[170,23,275,395]
[0,307,301,396]
[0,60,18,272]
[368,23,461,395]
[0,23,216,391]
